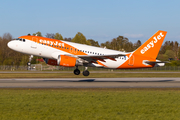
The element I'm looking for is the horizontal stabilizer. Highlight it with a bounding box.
[144,61,169,65]
[143,60,169,67]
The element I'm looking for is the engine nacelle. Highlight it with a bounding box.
[43,58,58,66]
[57,55,77,67]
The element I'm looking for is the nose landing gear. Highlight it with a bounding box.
[27,55,33,70]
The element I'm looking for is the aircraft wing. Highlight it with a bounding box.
[65,54,127,63]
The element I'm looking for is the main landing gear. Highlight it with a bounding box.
[74,66,90,76]
[74,66,80,75]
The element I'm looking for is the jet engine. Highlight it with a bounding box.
[43,58,58,66]
[57,55,77,67]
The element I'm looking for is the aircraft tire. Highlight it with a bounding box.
[83,70,90,76]
[74,69,80,75]
[27,62,31,66]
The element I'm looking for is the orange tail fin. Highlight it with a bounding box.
[133,30,167,59]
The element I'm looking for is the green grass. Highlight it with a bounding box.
[1,72,180,78]
[0,88,180,120]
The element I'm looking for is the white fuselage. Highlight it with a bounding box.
[8,39,129,68]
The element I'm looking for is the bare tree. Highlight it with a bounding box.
[45,33,55,39]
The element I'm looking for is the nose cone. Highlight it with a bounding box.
[7,41,14,49]
[7,40,18,50]
[7,40,24,53]
[7,40,20,51]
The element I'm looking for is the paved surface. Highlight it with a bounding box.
[0,78,180,88]
[0,71,180,73]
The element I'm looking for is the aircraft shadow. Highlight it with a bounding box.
[43,79,174,83]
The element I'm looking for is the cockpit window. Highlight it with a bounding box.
[15,38,26,42]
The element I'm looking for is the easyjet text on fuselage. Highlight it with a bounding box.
[39,39,65,47]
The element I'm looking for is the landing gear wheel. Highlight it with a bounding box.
[74,69,80,75]
[83,70,90,76]
[27,62,31,66]
[27,62,31,70]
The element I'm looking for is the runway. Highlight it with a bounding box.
[1,78,180,88]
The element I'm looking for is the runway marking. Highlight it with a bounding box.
[0,78,180,88]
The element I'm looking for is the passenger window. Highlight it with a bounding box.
[23,39,25,42]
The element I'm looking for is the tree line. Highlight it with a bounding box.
[0,31,179,66]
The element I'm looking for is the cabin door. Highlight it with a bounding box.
[129,55,134,66]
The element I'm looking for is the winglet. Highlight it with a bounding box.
[133,30,167,59]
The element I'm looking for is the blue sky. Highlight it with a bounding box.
[0,0,180,43]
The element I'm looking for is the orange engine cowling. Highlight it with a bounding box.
[57,55,77,67]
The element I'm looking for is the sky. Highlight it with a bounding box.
[0,0,180,44]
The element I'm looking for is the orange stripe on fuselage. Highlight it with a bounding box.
[20,36,109,68]
[19,36,87,56]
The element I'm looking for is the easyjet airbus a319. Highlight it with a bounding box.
[8,30,167,76]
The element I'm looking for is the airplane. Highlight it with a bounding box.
[7,30,167,76]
